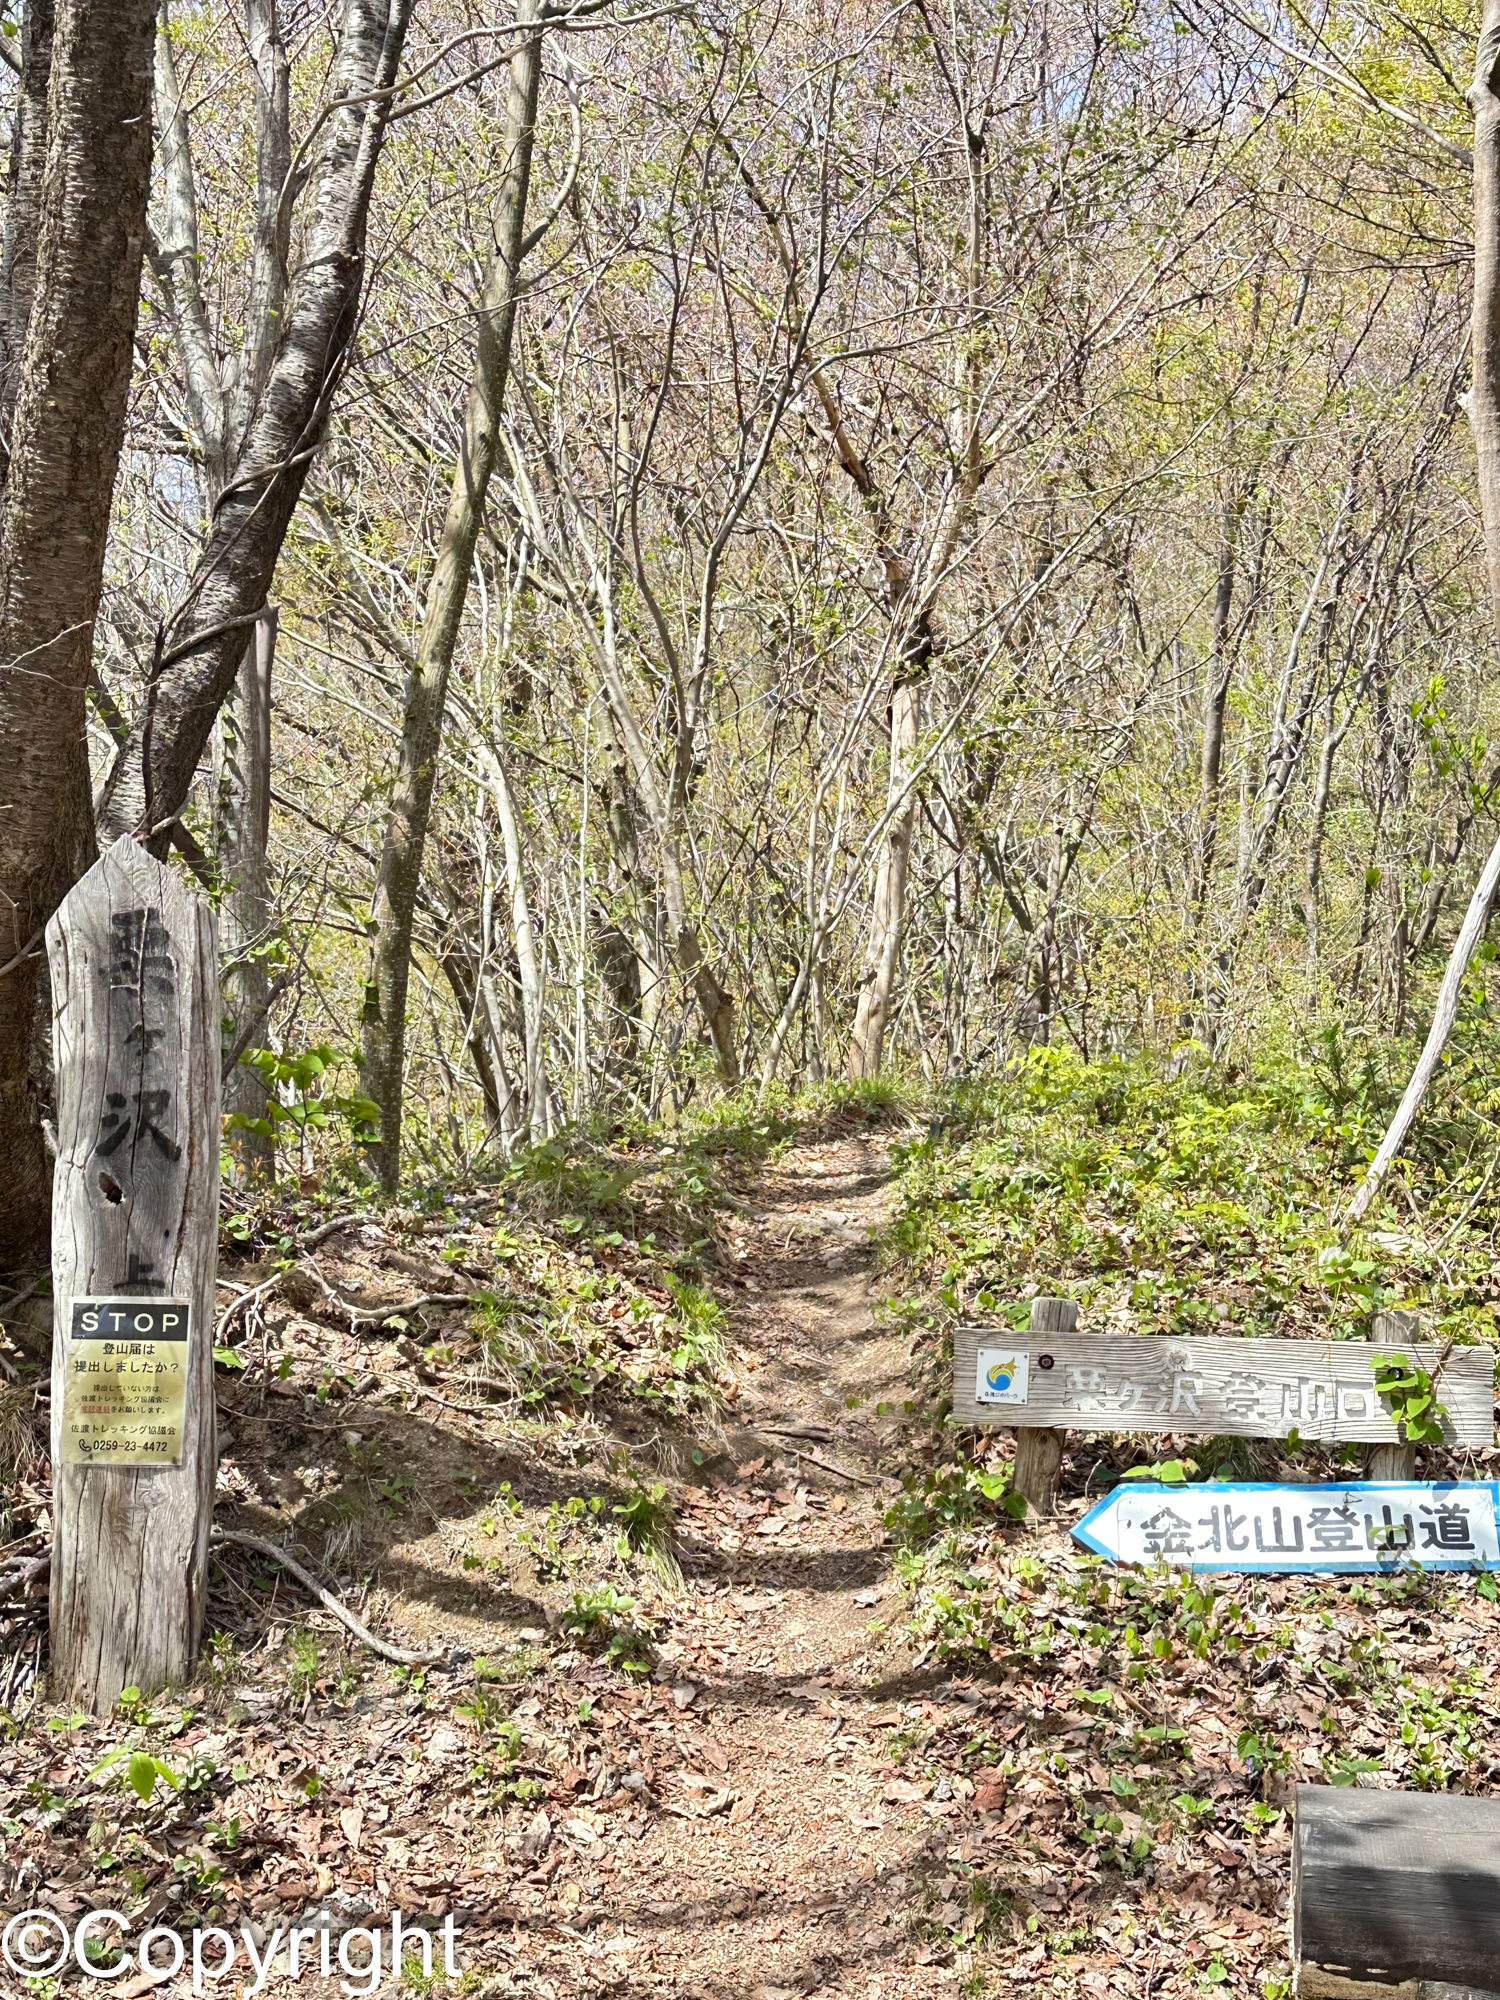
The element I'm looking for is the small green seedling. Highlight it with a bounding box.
[89,1747,180,1804]
[1372,1353,1447,1445]
[1121,1458,1198,1485]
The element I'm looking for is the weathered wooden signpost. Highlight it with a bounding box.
[954,1308,1494,1515]
[1367,1307,1419,1481]
[47,835,219,1711]
[1008,1297,1078,1517]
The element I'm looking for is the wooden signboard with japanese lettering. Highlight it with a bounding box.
[47,836,219,1711]
[952,1327,1494,1447]
[1074,1478,1500,1572]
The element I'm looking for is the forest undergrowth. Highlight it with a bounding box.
[2,1052,1500,1999]
[867,1035,1500,1997]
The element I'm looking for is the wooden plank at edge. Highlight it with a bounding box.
[1294,1787,1500,1988]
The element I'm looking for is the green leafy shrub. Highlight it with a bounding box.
[1372,1352,1447,1443]
[561,1583,656,1675]
[226,1043,378,1147]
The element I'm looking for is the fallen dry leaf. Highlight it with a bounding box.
[882,1778,930,1803]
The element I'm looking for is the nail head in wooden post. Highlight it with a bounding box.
[1011,1296,1080,1515]
[46,835,219,1712]
[1366,1308,1420,1483]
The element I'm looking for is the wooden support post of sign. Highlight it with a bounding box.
[1010,1296,1079,1515]
[1367,1309,1420,1482]
[47,835,219,1712]
[1293,1784,1500,1993]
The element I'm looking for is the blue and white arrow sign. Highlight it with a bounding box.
[1072,1479,1500,1575]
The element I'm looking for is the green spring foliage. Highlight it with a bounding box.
[887,1033,1500,1365]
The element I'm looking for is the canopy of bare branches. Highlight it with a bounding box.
[0,0,1492,1207]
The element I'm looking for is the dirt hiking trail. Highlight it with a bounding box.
[497,1128,978,2000]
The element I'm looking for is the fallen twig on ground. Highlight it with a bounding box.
[300,1212,367,1250]
[304,1255,477,1329]
[778,1443,878,1487]
[0,1552,50,1601]
[409,1381,520,1418]
[0,1274,43,1322]
[210,1527,444,1664]
[218,1402,391,1434]
[356,1291,478,1325]
[215,1269,284,1342]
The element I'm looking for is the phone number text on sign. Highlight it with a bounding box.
[61,1299,190,1467]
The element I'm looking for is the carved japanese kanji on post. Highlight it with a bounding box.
[47,836,219,1711]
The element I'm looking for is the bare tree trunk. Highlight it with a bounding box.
[148,0,289,491]
[1237,486,1358,934]
[1472,0,1500,629]
[1193,485,1242,912]
[594,918,643,1058]
[659,834,739,1083]
[848,679,919,1077]
[1016,735,1129,1049]
[1348,9,1500,1223]
[1029,822,1069,1047]
[0,0,158,1263]
[96,0,413,846]
[485,742,551,1143]
[0,0,55,470]
[723,105,984,1083]
[1304,699,1340,963]
[226,0,292,462]
[1347,831,1500,1222]
[594,702,653,1063]
[586,616,738,1084]
[1410,806,1483,956]
[436,934,517,1139]
[216,614,276,1181]
[150,13,227,492]
[149,0,293,1185]
[361,0,543,1192]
